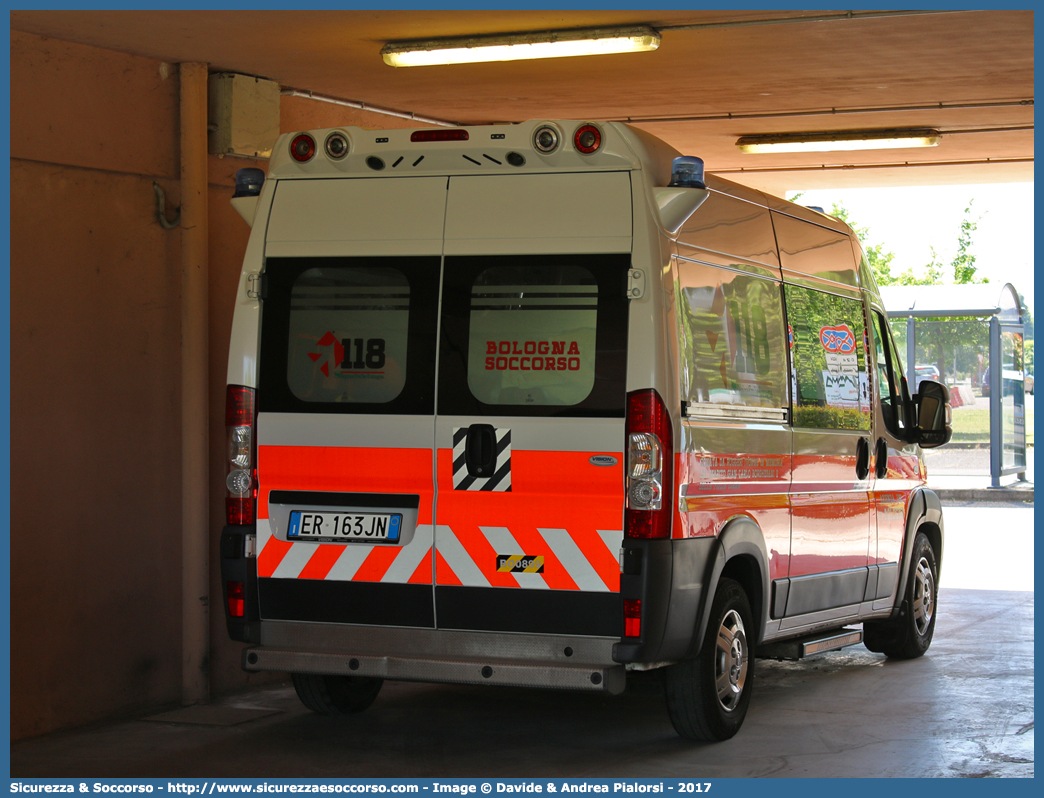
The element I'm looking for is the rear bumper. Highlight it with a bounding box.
[613,536,716,663]
[242,620,625,694]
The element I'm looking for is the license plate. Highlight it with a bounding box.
[288,511,402,543]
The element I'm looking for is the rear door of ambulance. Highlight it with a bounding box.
[432,172,632,636]
[254,177,445,628]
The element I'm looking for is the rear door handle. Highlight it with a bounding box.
[874,438,889,479]
[465,424,498,478]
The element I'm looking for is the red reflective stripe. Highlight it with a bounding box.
[257,445,434,523]
[296,544,346,581]
[257,535,293,578]
[434,548,462,586]
[408,549,434,585]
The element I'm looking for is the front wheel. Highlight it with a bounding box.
[864,531,938,659]
[292,673,384,715]
[664,577,754,741]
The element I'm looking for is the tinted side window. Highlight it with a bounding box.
[676,260,788,410]
[785,285,871,430]
[439,254,629,417]
[259,257,440,415]
[872,309,906,436]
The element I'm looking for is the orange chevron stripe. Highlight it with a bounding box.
[434,548,462,586]
[508,525,577,590]
[296,544,346,581]
[350,546,400,583]
[449,523,520,588]
[435,448,623,590]
[408,549,434,584]
[257,535,293,578]
[563,526,620,591]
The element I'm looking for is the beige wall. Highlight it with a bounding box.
[11,29,418,740]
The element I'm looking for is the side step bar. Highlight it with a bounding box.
[757,628,863,661]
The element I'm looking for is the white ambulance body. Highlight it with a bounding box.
[220,120,951,741]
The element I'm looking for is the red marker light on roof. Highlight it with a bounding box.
[574,124,602,154]
[290,134,316,162]
[411,129,470,142]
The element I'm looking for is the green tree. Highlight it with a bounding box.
[896,202,987,384]
[829,203,898,286]
[893,202,986,286]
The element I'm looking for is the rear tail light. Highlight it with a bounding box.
[290,133,316,162]
[574,123,603,154]
[225,385,257,525]
[227,581,245,618]
[623,599,642,637]
[625,389,674,539]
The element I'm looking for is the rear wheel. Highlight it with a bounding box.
[292,673,384,714]
[664,577,754,741]
[864,532,938,659]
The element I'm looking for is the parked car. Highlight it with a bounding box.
[914,364,940,391]
[982,365,1030,397]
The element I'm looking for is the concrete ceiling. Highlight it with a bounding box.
[11,9,1034,194]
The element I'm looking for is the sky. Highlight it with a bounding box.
[786,183,1035,312]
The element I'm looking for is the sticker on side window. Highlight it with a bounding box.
[286,267,409,404]
[466,266,598,407]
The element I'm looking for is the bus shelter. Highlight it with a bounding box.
[880,283,1027,487]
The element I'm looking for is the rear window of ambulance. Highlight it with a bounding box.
[467,265,598,407]
[286,266,410,404]
[438,254,630,418]
[259,256,440,415]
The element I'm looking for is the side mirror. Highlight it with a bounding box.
[913,380,952,448]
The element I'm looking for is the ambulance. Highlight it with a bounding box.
[219,120,951,741]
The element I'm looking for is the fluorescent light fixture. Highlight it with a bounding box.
[381,26,661,67]
[736,129,942,154]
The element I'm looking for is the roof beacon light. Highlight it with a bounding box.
[669,156,706,189]
[233,168,265,198]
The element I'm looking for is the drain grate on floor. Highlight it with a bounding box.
[143,705,280,727]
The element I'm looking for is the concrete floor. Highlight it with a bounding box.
[10,503,1034,779]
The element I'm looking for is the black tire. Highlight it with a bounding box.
[292,672,384,714]
[664,577,754,741]
[863,532,938,659]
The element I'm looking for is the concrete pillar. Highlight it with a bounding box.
[180,61,210,705]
